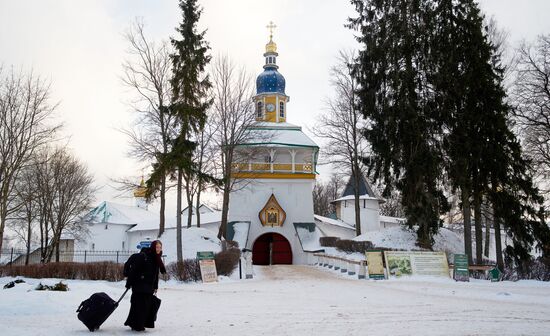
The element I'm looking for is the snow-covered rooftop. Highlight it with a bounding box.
[314,215,355,230]
[250,121,302,130]
[128,211,221,232]
[331,194,384,203]
[241,124,318,148]
[380,215,406,224]
[83,201,157,225]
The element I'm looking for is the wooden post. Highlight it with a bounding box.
[244,251,253,279]
[348,261,356,276]
[341,259,347,273]
[358,260,366,279]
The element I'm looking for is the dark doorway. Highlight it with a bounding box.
[252,232,292,265]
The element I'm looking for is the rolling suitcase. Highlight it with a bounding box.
[76,288,129,332]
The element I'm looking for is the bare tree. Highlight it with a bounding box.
[513,35,550,201]
[210,55,257,239]
[42,147,95,262]
[0,67,59,253]
[121,20,174,236]
[10,165,39,264]
[193,120,217,228]
[313,50,368,236]
[312,180,330,217]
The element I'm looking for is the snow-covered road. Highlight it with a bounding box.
[1,265,550,335]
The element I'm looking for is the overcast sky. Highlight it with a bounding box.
[1,0,549,214]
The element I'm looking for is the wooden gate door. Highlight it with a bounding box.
[252,233,292,265]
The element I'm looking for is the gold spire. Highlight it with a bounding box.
[265,21,277,53]
[133,176,147,198]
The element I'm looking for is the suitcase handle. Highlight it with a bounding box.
[116,288,130,306]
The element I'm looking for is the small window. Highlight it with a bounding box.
[91,243,95,250]
[279,102,285,118]
[122,241,125,250]
[105,224,108,230]
[256,101,263,118]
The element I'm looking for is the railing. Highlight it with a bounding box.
[232,162,313,173]
[310,252,368,279]
[0,248,133,265]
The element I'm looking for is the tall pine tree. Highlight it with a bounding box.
[432,0,548,267]
[146,0,212,263]
[349,0,448,249]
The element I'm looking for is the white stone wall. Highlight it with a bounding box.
[228,178,315,264]
[75,223,133,251]
[340,199,381,233]
[315,221,355,240]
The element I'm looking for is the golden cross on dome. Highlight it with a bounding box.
[266,21,277,39]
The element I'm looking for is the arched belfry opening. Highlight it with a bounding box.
[252,232,292,265]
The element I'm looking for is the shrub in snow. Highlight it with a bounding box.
[167,259,201,282]
[0,262,124,281]
[320,237,339,247]
[3,279,25,289]
[335,240,374,254]
[35,281,68,291]
[215,248,240,276]
[503,257,550,282]
[223,240,239,250]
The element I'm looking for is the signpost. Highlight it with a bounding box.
[136,240,152,250]
[453,254,469,282]
[197,251,218,283]
[365,251,386,280]
[384,251,450,278]
[489,267,502,282]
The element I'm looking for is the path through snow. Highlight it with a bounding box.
[1,266,550,335]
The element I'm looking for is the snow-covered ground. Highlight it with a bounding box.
[2,265,550,336]
[355,226,464,255]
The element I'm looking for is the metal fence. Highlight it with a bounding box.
[0,248,133,266]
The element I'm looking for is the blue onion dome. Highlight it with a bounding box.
[256,68,286,94]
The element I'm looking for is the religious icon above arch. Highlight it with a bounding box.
[259,194,286,227]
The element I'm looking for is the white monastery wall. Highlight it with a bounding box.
[229,178,315,264]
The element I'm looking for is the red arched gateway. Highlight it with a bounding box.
[252,232,292,265]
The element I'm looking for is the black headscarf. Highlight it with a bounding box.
[150,240,166,275]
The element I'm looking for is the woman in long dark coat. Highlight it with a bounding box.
[124,240,166,331]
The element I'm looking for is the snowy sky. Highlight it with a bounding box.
[1,0,549,214]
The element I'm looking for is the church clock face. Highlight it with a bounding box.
[266,103,275,112]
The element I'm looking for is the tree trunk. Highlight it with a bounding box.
[473,191,483,264]
[195,189,201,228]
[352,167,362,237]
[492,179,504,271]
[176,169,183,263]
[158,176,166,238]
[218,151,232,241]
[218,183,231,240]
[483,200,491,258]
[184,171,194,229]
[39,216,44,262]
[25,215,32,265]
[0,200,6,254]
[462,187,473,265]
[55,241,60,262]
[0,221,4,256]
